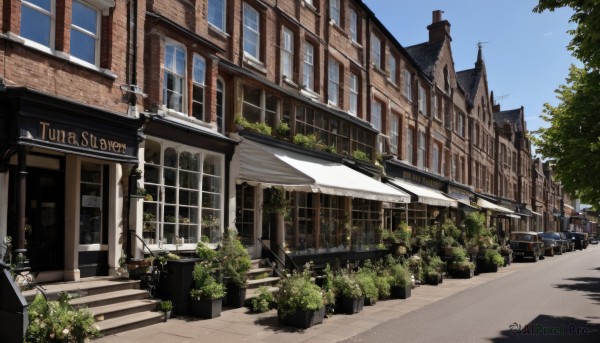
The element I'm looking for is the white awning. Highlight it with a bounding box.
[564,204,575,211]
[476,198,515,214]
[235,139,410,203]
[530,210,542,216]
[503,214,522,219]
[387,178,458,207]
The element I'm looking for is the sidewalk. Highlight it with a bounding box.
[95,262,530,343]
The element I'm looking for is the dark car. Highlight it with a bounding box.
[560,231,577,251]
[509,231,544,262]
[567,232,587,250]
[590,235,599,245]
[540,232,568,255]
[538,232,558,256]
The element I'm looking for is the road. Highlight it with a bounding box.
[344,245,600,343]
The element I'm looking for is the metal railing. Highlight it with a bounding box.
[129,230,156,260]
[256,238,300,273]
[256,238,285,278]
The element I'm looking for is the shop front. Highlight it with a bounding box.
[0,87,142,282]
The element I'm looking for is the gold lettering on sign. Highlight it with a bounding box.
[37,121,127,154]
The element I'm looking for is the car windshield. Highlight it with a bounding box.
[511,233,533,241]
[542,232,560,239]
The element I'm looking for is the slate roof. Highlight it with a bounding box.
[494,108,524,132]
[456,67,481,106]
[405,41,444,78]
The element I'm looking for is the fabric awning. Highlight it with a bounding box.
[476,198,515,214]
[447,194,479,211]
[387,178,458,207]
[501,214,522,219]
[235,139,410,203]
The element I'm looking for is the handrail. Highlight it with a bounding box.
[271,241,300,272]
[128,230,156,259]
[256,238,285,276]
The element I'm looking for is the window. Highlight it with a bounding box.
[458,113,465,137]
[236,184,255,246]
[349,8,358,42]
[143,140,225,246]
[70,0,100,65]
[163,41,186,113]
[389,54,397,85]
[330,0,340,25]
[303,42,314,91]
[328,58,340,106]
[403,69,412,101]
[349,73,359,116]
[371,101,382,131]
[352,199,381,246]
[390,114,399,155]
[192,55,206,121]
[242,85,277,128]
[451,154,457,180]
[371,34,381,69]
[281,27,294,80]
[432,93,440,120]
[418,84,427,115]
[243,3,260,60]
[432,143,440,174]
[216,79,225,133]
[418,131,426,169]
[208,0,226,31]
[20,0,54,48]
[80,162,108,245]
[407,127,414,164]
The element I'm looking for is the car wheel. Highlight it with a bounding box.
[549,249,554,257]
[533,254,539,262]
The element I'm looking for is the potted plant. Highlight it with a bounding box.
[482,249,504,273]
[250,286,276,313]
[448,247,475,278]
[159,300,173,321]
[319,264,336,317]
[219,227,252,308]
[424,255,445,285]
[333,271,364,314]
[500,244,513,266]
[389,263,412,299]
[276,269,325,329]
[190,262,226,319]
[356,268,379,306]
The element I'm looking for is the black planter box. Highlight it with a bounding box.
[485,263,499,273]
[390,285,411,299]
[278,307,325,329]
[450,267,474,279]
[226,283,247,308]
[191,298,222,319]
[336,296,364,314]
[158,258,200,316]
[364,297,376,306]
[425,273,442,285]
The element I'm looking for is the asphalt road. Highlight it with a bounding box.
[344,245,600,343]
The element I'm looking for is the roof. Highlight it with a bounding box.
[494,108,524,132]
[405,41,444,78]
[456,67,481,106]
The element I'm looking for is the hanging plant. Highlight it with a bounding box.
[263,186,290,215]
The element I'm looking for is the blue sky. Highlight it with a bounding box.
[362,0,579,137]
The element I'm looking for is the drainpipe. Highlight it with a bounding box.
[15,147,27,269]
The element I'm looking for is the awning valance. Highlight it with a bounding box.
[235,139,410,203]
[501,213,522,219]
[387,178,458,207]
[476,198,515,214]
[448,194,479,212]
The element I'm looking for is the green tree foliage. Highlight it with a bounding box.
[531,65,600,207]
[533,0,600,69]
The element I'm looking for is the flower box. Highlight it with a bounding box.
[191,298,222,319]
[278,307,325,329]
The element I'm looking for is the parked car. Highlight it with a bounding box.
[509,231,544,262]
[590,235,599,245]
[567,232,587,250]
[540,232,568,255]
[560,231,577,251]
[538,232,557,256]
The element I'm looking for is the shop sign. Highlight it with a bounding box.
[38,121,127,154]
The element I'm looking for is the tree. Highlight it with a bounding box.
[533,0,600,70]
[531,65,600,207]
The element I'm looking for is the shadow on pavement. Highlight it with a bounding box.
[252,314,313,334]
[489,314,600,342]
[554,277,600,304]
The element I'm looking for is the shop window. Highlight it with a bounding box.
[208,0,226,32]
[142,139,224,246]
[303,42,315,91]
[163,41,186,113]
[243,3,261,61]
[80,162,108,245]
[352,198,381,247]
[319,194,344,250]
[192,55,206,121]
[287,192,314,251]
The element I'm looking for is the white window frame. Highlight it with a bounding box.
[389,54,397,85]
[216,78,225,134]
[418,84,427,115]
[404,69,412,101]
[70,0,101,66]
[349,73,359,116]
[192,54,206,121]
[208,0,226,32]
[418,131,426,169]
[20,0,56,51]
[407,128,414,165]
[371,101,382,132]
[328,58,340,107]
[432,143,440,174]
[243,3,260,60]
[281,27,294,80]
[330,0,340,25]
[349,8,358,42]
[432,92,440,120]
[163,40,187,114]
[371,34,381,69]
[303,42,315,91]
[390,114,399,155]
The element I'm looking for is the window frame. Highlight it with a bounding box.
[329,0,341,26]
[208,0,227,32]
[417,131,426,169]
[407,127,414,165]
[388,54,397,85]
[70,0,101,66]
[418,84,427,115]
[163,40,187,114]
[371,33,381,69]
[216,78,225,134]
[281,27,294,80]
[349,73,359,116]
[192,54,206,121]
[371,101,382,132]
[349,8,358,43]
[243,3,261,61]
[20,0,56,51]
[390,113,399,155]
[303,41,315,91]
[327,58,340,107]
[403,69,412,101]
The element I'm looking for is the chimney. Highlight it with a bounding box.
[427,10,451,43]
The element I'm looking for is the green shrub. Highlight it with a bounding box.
[389,263,411,287]
[276,269,324,315]
[452,246,468,262]
[485,249,505,266]
[333,272,363,300]
[352,150,369,161]
[27,293,100,342]
[159,300,173,312]
[235,115,272,135]
[276,121,290,136]
[373,274,392,299]
[190,263,226,300]
[219,227,252,286]
[293,133,318,148]
[355,272,378,301]
[250,286,275,313]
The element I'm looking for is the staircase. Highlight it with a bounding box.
[22,278,163,336]
[244,258,281,302]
